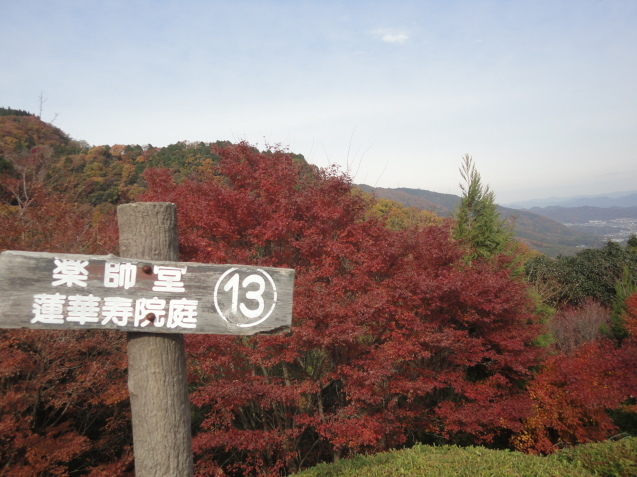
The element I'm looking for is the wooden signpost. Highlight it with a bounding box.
[0,202,295,476]
[0,251,294,335]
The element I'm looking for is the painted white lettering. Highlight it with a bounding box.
[152,266,187,292]
[51,259,89,287]
[223,273,266,318]
[167,298,198,328]
[240,274,266,319]
[101,297,133,326]
[32,293,66,324]
[104,262,137,289]
[67,294,101,325]
[134,297,167,327]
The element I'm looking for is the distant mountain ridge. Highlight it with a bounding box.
[528,206,637,223]
[358,185,602,257]
[505,190,637,209]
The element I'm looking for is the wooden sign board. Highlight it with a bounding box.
[0,250,294,335]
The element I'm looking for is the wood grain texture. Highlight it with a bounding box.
[118,202,180,261]
[0,250,294,335]
[119,202,193,477]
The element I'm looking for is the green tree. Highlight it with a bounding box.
[627,233,637,253]
[453,154,513,260]
[525,241,637,309]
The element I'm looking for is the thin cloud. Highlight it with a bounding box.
[373,29,409,44]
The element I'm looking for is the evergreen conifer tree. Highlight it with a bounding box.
[453,154,513,260]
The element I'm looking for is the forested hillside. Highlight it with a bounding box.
[359,185,602,256]
[1,110,636,476]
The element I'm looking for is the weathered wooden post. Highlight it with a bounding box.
[0,202,294,476]
[118,202,192,476]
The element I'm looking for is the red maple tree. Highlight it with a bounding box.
[514,294,637,454]
[0,176,131,475]
[140,143,544,474]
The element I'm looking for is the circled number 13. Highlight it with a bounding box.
[224,273,265,319]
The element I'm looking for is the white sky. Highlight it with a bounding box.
[2,0,636,203]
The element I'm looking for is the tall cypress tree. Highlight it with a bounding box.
[453,154,513,260]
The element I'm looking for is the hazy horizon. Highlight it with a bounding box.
[357,182,637,207]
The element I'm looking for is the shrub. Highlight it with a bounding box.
[551,437,637,477]
[550,298,610,352]
[293,443,592,476]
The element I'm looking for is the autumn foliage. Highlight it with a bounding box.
[0,330,132,475]
[514,295,637,454]
[0,188,129,474]
[137,143,544,474]
[0,115,130,475]
[1,112,635,476]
